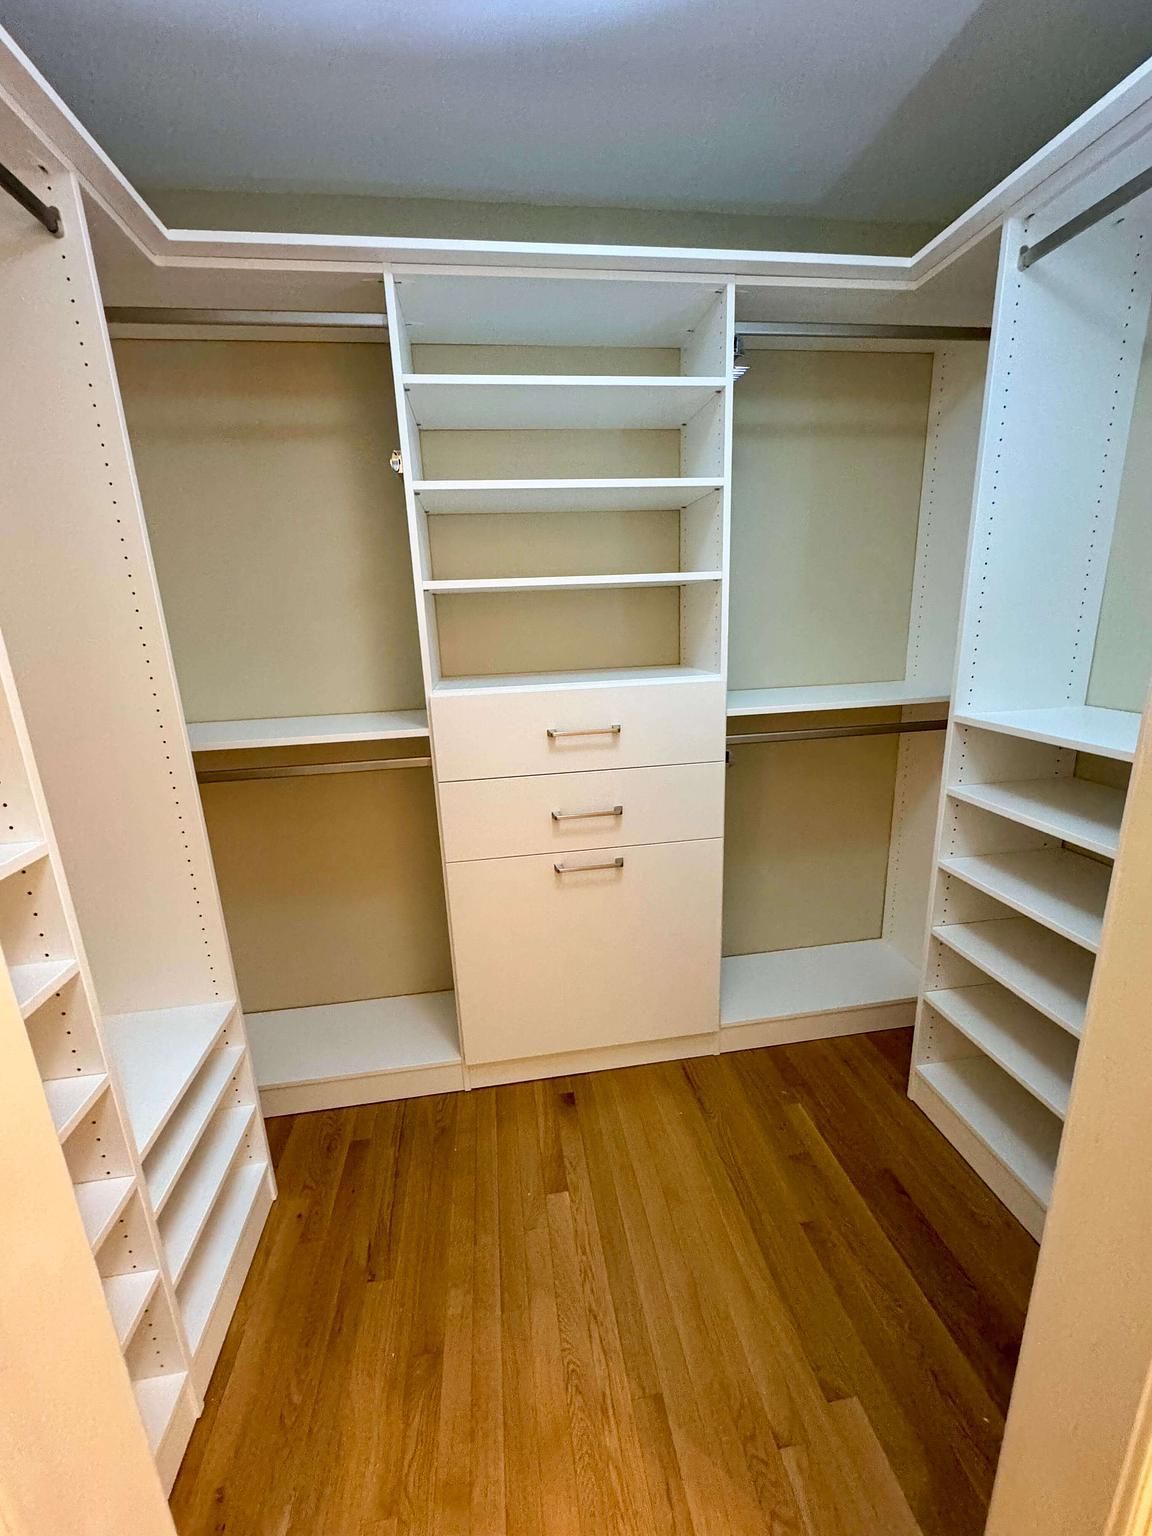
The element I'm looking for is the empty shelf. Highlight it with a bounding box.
[146,1045,244,1215]
[44,1073,108,1140]
[74,1176,135,1249]
[188,711,429,752]
[133,1372,188,1454]
[925,986,1076,1118]
[103,1002,234,1157]
[247,992,460,1090]
[949,776,1124,859]
[727,680,950,716]
[932,920,1091,1037]
[11,957,80,1019]
[939,849,1110,952]
[102,1269,160,1348]
[425,572,721,594]
[401,375,727,430]
[433,665,723,697]
[721,940,919,1026]
[413,478,724,514]
[954,705,1140,762]
[0,837,48,882]
[915,1057,1062,1207]
[178,1161,267,1355]
[160,1105,256,1283]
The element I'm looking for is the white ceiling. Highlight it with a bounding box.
[5,0,1152,227]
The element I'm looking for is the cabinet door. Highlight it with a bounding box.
[446,838,723,1063]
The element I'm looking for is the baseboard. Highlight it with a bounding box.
[466,1031,719,1090]
[719,1000,914,1053]
[259,1061,466,1117]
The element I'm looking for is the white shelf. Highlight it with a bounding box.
[425,571,721,594]
[160,1105,256,1284]
[103,1001,234,1157]
[932,920,1091,1037]
[954,705,1140,762]
[948,777,1125,859]
[939,849,1111,952]
[925,986,1076,1118]
[188,710,429,752]
[11,957,80,1019]
[413,478,724,515]
[44,1073,108,1140]
[102,1269,160,1348]
[433,665,722,698]
[915,1057,1062,1207]
[178,1161,267,1355]
[0,837,48,882]
[74,1176,135,1249]
[247,992,460,1090]
[721,939,919,1026]
[133,1373,188,1454]
[727,680,950,716]
[145,1045,244,1215]
[401,375,727,430]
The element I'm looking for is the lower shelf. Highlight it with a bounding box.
[924,986,1076,1119]
[103,1269,160,1349]
[721,940,919,1029]
[246,992,463,1115]
[179,1160,268,1355]
[133,1371,188,1454]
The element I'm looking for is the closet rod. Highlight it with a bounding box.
[726,718,947,747]
[0,161,62,238]
[197,756,432,784]
[104,307,386,329]
[1018,163,1152,270]
[736,321,991,341]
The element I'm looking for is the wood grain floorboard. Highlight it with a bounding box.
[170,1029,1037,1536]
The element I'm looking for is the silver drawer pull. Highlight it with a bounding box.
[546,724,622,739]
[554,856,625,874]
[551,804,624,822]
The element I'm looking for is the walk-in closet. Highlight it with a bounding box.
[4,18,1152,1536]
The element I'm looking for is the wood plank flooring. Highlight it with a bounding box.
[171,1030,1038,1536]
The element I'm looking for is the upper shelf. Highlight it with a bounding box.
[425,572,721,595]
[433,664,723,697]
[954,705,1141,762]
[412,478,724,515]
[401,376,727,430]
[188,711,430,752]
[727,680,950,716]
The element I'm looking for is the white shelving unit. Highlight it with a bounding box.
[952,705,1141,762]
[938,849,1110,952]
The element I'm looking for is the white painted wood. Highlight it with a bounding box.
[74,1176,136,1249]
[414,478,723,514]
[953,705,1140,762]
[931,920,1092,1037]
[721,1001,914,1053]
[402,376,727,430]
[448,839,723,1063]
[431,676,726,780]
[439,761,724,863]
[726,680,949,715]
[720,940,918,1027]
[177,1161,267,1354]
[424,572,721,593]
[103,1270,161,1349]
[246,992,460,1093]
[11,957,80,1019]
[103,1002,234,1157]
[925,987,1076,1117]
[158,1106,257,1283]
[188,711,429,751]
[940,849,1111,952]
[0,836,48,881]
[949,777,1125,859]
[44,1073,108,1141]
[145,1046,244,1215]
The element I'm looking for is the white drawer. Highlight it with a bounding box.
[446,837,723,1064]
[438,761,725,862]
[430,678,725,781]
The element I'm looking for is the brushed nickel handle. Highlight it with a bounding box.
[554,856,625,874]
[551,804,624,822]
[546,724,622,739]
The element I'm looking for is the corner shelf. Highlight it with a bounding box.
[925,986,1076,1118]
[939,849,1111,952]
[953,705,1140,762]
[401,375,727,430]
[949,777,1124,859]
[932,920,1091,1037]
[425,572,721,594]
[188,711,429,752]
[727,680,950,716]
[104,1002,234,1158]
[412,478,724,515]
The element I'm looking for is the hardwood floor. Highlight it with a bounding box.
[171,1030,1038,1536]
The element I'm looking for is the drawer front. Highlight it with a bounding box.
[431,679,726,781]
[447,838,722,1063]
[438,761,725,862]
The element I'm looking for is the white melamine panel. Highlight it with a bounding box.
[44,1074,109,1141]
[925,987,1076,1117]
[939,849,1111,951]
[727,681,949,715]
[188,712,429,751]
[447,838,723,1063]
[410,345,680,377]
[177,1160,267,1354]
[144,1046,245,1214]
[414,479,723,514]
[419,429,680,481]
[102,1270,160,1349]
[431,676,726,780]
[948,777,1125,859]
[426,572,719,593]
[247,992,460,1088]
[103,1002,233,1157]
[883,723,949,966]
[159,1105,256,1283]
[74,1176,136,1250]
[0,838,48,883]
[132,1373,189,1458]
[402,377,727,431]
[952,705,1140,762]
[720,939,918,1026]
[438,761,724,862]
[115,338,424,722]
[931,920,1091,1037]
[426,507,681,580]
[10,958,80,1020]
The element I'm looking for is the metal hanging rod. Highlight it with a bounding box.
[105,307,387,329]
[0,161,62,238]
[197,755,431,784]
[736,321,991,341]
[727,718,948,747]
[1019,164,1152,270]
